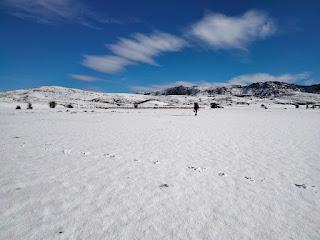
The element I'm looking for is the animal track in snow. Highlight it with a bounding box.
[63,149,71,154]
[294,183,307,189]
[244,176,254,182]
[81,151,91,156]
[188,166,207,172]
[104,153,115,158]
[153,160,160,165]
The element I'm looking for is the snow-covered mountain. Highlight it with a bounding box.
[1,82,320,109]
[151,81,320,97]
[242,81,320,96]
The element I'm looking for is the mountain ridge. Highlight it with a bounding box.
[149,81,320,96]
[1,82,320,108]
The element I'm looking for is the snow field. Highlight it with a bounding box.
[0,107,319,239]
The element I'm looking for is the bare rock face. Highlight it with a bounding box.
[162,85,201,95]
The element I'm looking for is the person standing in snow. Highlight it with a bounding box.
[194,102,199,116]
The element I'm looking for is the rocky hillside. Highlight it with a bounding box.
[152,81,320,97]
[1,82,320,109]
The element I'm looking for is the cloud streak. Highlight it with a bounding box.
[1,0,120,27]
[69,74,101,82]
[229,72,310,85]
[83,32,187,74]
[82,55,134,74]
[189,10,276,49]
[81,10,278,75]
[109,32,187,65]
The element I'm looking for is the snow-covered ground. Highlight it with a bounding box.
[0,104,319,240]
[1,86,320,110]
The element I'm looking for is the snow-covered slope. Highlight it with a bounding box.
[1,83,320,110]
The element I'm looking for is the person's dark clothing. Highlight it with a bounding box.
[194,102,199,116]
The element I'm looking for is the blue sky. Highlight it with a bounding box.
[1,0,320,92]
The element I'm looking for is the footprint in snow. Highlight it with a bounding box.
[133,159,140,162]
[63,149,71,155]
[294,185,318,193]
[244,176,254,182]
[294,183,307,189]
[81,151,91,156]
[218,172,225,176]
[153,160,160,165]
[188,166,207,172]
[104,153,115,158]
[159,184,169,188]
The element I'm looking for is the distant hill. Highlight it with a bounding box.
[1,82,320,108]
[150,81,320,97]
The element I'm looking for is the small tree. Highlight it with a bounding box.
[27,102,33,109]
[16,105,21,110]
[49,101,57,108]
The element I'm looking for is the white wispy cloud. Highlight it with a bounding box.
[229,72,310,85]
[109,32,187,65]
[69,74,101,82]
[82,55,134,74]
[189,10,276,49]
[83,32,187,73]
[1,0,120,27]
[81,10,278,75]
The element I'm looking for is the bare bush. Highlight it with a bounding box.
[210,102,223,108]
[49,101,57,108]
[261,104,268,109]
[27,103,33,109]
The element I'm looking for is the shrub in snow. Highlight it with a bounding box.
[295,104,299,108]
[134,103,138,108]
[16,105,21,110]
[237,102,250,105]
[210,102,223,108]
[27,103,33,109]
[261,104,268,109]
[66,104,73,108]
[49,101,57,108]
